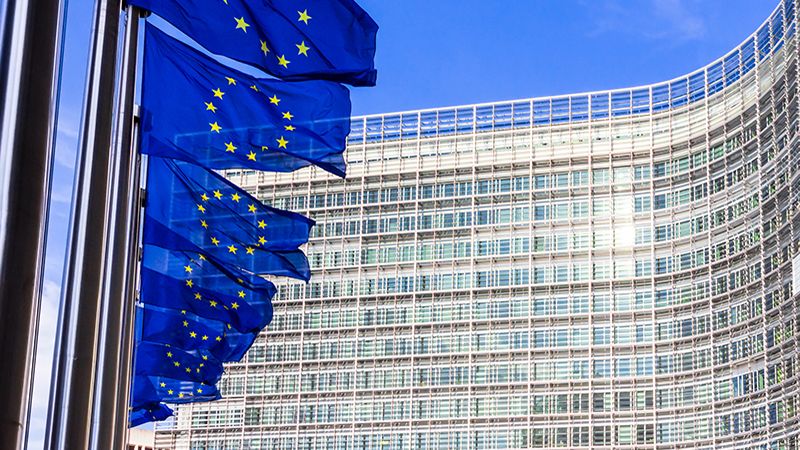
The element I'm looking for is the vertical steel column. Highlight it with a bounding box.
[45,0,123,448]
[0,0,65,447]
[90,6,140,450]
[111,112,143,450]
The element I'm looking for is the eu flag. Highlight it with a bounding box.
[143,156,313,280]
[131,375,220,408]
[141,25,351,177]
[140,245,276,333]
[131,0,377,86]
[133,341,224,386]
[139,306,260,362]
[130,403,173,427]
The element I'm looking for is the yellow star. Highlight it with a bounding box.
[247,151,257,161]
[231,193,241,202]
[269,95,281,105]
[250,85,259,92]
[225,142,237,153]
[296,41,310,56]
[209,300,217,308]
[260,145,269,152]
[234,17,250,33]
[198,254,206,261]
[160,382,166,388]
[200,193,209,202]
[225,77,236,85]
[197,388,203,393]
[246,246,255,255]
[202,355,208,361]
[194,292,202,300]
[285,125,296,131]
[202,335,209,341]
[180,310,186,314]
[231,302,239,309]
[196,204,206,213]
[167,389,174,395]
[200,219,208,229]
[209,122,222,133]
[297,9,312,24]
[186,280,194,288]
[227,244,238,254]
[282,111,293,120]
[211,236,220,246]
[173,361,180,367]
[183,321,189,327]
[178,392,184,398]
[260,40,269,55]
[257,220,266,229]
[184,265,193,273]
[213,190,223,200]
[212,88,224,99]
[248,204,257,213]
[166,351,173,358]
[204,101,217,113]
[258,236,267,245]
[276,136,289,148]
[238,290,246,298]
[189,331,197,338]
[215,336,222,342]
[276,54,290,68]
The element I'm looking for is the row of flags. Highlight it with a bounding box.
[128,0,377,426]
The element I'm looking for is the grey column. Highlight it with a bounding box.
[45,0,123,449]
[0,0,65,448]
[90,6,141,450]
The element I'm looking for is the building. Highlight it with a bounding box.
[128,427,155,450]
[155,1,800,448]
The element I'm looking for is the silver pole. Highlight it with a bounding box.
[90,5,140,450]
[0,0,65,447]
[111,110,143,450]
[45,0,123,448]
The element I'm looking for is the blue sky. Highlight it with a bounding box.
[27,0,777,448]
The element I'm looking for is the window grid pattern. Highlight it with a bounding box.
[155,1,800,449]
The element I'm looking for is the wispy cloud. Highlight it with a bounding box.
[27,280,61,450]
[583,0,706,43]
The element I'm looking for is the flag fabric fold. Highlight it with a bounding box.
[143,156,313,280]
[140,245,276,333]
[141,25,351,177]
[131,0,377,86]
[140,305,260,362]
[129,403,174,427]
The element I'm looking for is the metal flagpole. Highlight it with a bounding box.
[44,0,124,448]
[90,5,141,449]
[112,108,143,450]
[0,0,65,447]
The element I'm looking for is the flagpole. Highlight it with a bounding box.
[111,108,143,450]
[44,0,124,448]
[89,5,141,450]
[0,0,65,447]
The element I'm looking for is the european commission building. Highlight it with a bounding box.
[155,1,800,448]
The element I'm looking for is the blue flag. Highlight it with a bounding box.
[143,157,312,280]
[131,0,377,86]
[130,403,173,427]
[133,341,224,386]
[141,245,276,333]
[132,375,220,408]
[140,306,259,362]
[141,25,351,177]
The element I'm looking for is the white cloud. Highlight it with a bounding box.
[26,279,60,450]
[582,0,706,43]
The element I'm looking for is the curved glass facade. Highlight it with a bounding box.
[156,1,800,448]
